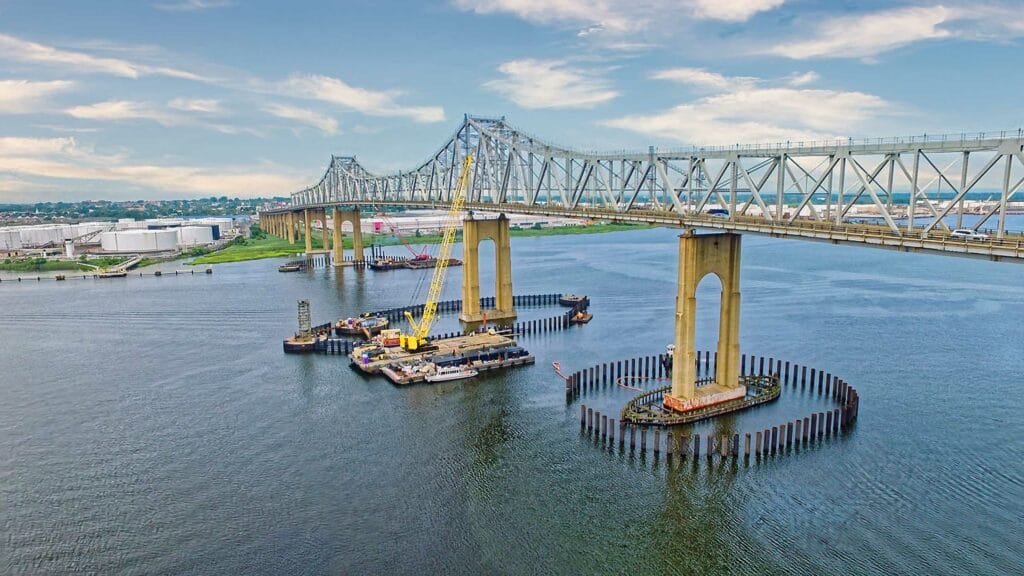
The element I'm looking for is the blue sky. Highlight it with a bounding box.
[0,0,1022,201]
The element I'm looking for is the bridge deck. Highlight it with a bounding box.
[263,201,1024,262]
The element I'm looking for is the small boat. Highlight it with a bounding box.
[369,258,405,270]
[424,365,479,383]
[559,294,587,307]
[55,274,66,281]
[95,270,127,278]
[278,263,303,272]
[568,310,593,324]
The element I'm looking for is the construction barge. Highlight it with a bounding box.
[350,329,535,385]
[369,256,462,271]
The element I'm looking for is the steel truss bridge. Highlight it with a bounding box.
[268,116,1024,262]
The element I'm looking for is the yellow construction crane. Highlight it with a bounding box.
[400,154,473,350]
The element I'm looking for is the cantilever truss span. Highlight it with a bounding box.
[273,116,1024,261]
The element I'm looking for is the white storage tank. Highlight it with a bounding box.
[0,229,22,251]
[176,226,214,247]
[116,218,145,230]
[72,223,108,243]
[18,225,68,247]
[100,229,178,252]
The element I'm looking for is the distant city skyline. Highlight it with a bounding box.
[1,0,1022,202]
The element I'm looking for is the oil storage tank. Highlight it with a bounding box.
[100,229,178,252]
[176,226,214,247]
[0,229,22,251]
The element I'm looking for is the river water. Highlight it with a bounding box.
[2,224,1023,575]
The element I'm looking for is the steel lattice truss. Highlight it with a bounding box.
[283,116,1024,259]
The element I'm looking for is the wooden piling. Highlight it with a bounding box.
[744,432,751,457]
[755,431,762,455]
[693,434,700,458]
[653,429,660,455]
[640,427,647,453]
[629,425,636,451]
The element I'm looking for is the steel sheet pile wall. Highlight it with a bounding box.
[570,353,860,465]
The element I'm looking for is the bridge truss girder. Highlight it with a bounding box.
[289,116,1024,241]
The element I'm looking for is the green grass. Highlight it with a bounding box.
[0,256,128,272]
[189,235,322,264]
[189,222,653,265]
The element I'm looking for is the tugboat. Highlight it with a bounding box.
[424,364,479,383]
[335,314,389,337]
[559,294,587,307]
[369,257,406,271]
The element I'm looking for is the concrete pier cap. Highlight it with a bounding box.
[663,231,744,414]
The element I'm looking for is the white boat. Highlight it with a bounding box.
[424,365,479,383]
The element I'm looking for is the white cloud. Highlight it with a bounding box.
[604,69,890,145]
[0,33,204,80]
[787,71,819,86]
[273,73,444,123]
[66,100,179,125]
[154,0,233,11]
[264,103,339,135]
[769,4,1024,60]
[64,100,259,136]
[454,0,784,34]
[0,80,75,113]
[651,68,759,91]
[0,136,303,197]
[167,98,222,114]
[689,0,786,22]
[484,59,618,109]
[770,6,953,59]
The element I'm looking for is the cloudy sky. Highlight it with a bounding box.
[1,0,1022,201]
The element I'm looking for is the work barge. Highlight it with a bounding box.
[284,292,591,386]
[354,330,535,385]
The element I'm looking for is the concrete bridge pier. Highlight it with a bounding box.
[664,231,743,414]
[303,209,313,253]
[459,213,516,323]
[319,209,329,253]
[331,208,364,264]
[287,211,296,244]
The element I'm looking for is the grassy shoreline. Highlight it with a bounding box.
[189,222,653,265]
[0,256,128,272]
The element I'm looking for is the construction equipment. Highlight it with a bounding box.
[400,154,473,350]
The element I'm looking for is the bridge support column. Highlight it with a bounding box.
[303,209,312,254]
[331,208,344,266]
[330,209,364,263]
[459,213,515,323]
[664,231,743,414]
[287,212,296,244]
[319,209,329,254]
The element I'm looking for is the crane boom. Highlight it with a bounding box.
[402,154,473,349]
